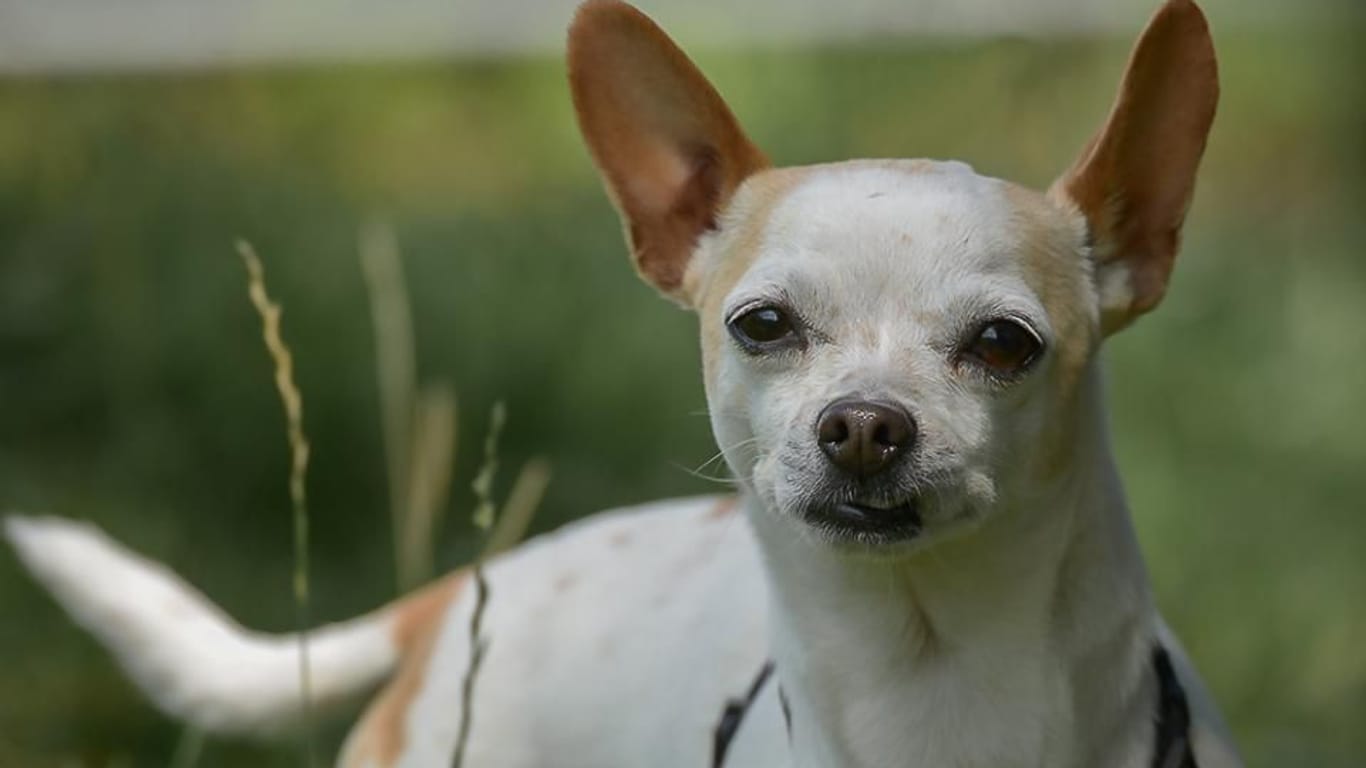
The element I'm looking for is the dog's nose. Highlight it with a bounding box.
[816,400,916,478]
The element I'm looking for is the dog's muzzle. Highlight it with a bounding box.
[804,398,924,542]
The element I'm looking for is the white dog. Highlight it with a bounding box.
[8,1,1241,765]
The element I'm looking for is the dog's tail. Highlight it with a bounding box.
[5,514,462,740]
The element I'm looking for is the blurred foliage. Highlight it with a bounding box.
[1,15,1363,767]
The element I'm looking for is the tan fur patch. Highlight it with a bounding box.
[343,571,468,767]
[1003,182,1098,479]
[704,496,739,521]
[1004,183,1096,377]
[691,166,811,386]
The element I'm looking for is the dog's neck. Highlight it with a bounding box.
[742,366,1158,768]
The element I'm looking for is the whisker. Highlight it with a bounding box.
[670,461,742,485]
[689,436,760,476]
[692,449,730,475]
[673,435,764,487]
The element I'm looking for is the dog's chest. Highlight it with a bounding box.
[749,522,1092,768]
[792,643,1078,767]
[720,653,1082,768]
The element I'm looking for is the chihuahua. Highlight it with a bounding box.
[8,1,1241,765]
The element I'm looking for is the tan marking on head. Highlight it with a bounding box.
[1004,182,1097,378]
[608,529,632,548]
[1003,182,1098,479]
[691,166,812,384]
[553,572,578,592]
[344,571,468,767]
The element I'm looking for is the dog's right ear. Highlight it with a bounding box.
[568,0,768,305]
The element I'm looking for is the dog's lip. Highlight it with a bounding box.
[840,497,910,513]
[832,499,920,526]
[807,497,924,540]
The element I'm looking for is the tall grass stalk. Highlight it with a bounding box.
[359,219,419,591]
[238,241,316,768]
[360,219,459,593]
[451,401,506,768]
[404,384,457,588]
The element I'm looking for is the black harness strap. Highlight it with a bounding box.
[711,661,774,768]
[1151,646,1198,768]
[711,646,1199,768]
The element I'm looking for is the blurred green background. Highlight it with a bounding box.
[1,4,1363,766]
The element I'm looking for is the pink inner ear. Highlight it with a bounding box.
[669,144,724,230]
[626,145,699,217]
[624,143,729,293]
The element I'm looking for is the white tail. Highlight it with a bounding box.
[5,514,402,739]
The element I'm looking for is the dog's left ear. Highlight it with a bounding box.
[568,0,768,306]
[1051,0,1219,335]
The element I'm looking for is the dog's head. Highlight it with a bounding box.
[569,0,1217,551]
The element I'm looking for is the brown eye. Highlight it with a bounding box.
[729,305,799,351]
[965,319,1042,374]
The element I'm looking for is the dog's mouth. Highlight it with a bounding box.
[801,495,923,545]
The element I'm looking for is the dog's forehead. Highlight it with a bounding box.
[771,159,1008,232]
[711,159,1033,308]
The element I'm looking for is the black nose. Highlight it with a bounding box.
[816,400,916,478]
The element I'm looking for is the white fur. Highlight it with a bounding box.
[392,496,767,767]
[4,514,397,738]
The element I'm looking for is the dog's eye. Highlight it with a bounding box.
[964,319,1042,375]
[729,305,799,351]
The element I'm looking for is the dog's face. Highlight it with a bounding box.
[569,0,1217,551]
[690,162,1094,549]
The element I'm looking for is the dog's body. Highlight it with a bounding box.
[7,1,1243,766]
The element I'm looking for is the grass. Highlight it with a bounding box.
[239,241,316,767]
[0,17,1362,766]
